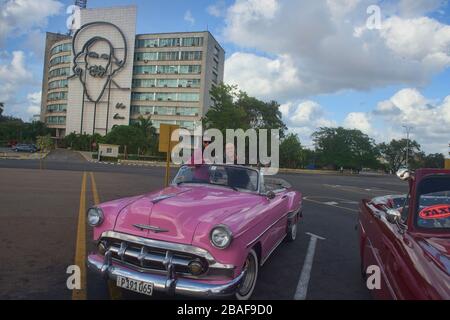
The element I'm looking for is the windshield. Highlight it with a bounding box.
[416,176,450,230]
[173,165,259,192]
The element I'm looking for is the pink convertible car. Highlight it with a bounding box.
[87,164,302,299]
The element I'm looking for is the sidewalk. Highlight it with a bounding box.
[77,151,368,175]
[0,151,49,160]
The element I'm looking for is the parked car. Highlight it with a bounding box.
[358,168,450,299]
[12,144,37,153]
[87,164,302,299]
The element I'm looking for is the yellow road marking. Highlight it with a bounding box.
[72,172,87,300]
[89,172,122,300]
[89,172,100,205]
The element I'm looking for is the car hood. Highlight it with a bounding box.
[114,185,262,244]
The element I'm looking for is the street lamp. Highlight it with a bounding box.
[402,125,413,169]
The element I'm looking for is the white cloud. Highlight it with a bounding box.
[397,0,447,17]
[373,88,450,154]
[0,51,34,117]
[223,0,450,99]
[184,10,195,25]
[207,0,227,17]
[343,112,372,134]
[0,0,63,46]
[26,91,41,116]
[225,52,304,100]
[279,88,450,154]
[280,100,336,147]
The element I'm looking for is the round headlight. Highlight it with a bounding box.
[210,225,232,249]
[87,207,104,227]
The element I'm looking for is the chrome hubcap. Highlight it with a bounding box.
[238,255,256,296]
[291,223,297,239]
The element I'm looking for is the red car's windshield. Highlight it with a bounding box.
[416,176,450,230]
[173,165,259,192]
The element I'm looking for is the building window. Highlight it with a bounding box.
[46,116,66,125]
[156,92,177,101]
[133,65,157,74]
[136,38,158,48]
[131,93,155,101]
[47,104,67,112]
[179,65,201,74]
[159,38,180,47]
[177,120,195,130]
[48,79,68,90]
[49,67,70,78]
[214,46,220,57]
[156,79,178,88]
[182,37,203,47]
[212,71,218,84]
[157,65,178,74]
[131,105,154,115]
[158,51,179,61]
[177,93,200,102]
[47,92,68,101]
[132,79,155,88]
[154,106,176,115]
[135,52,158,61]
[180,51,202,61]
[50,43,72,56]
[49,55,71,66]
[177,107,199,116]
[178,79,200,88]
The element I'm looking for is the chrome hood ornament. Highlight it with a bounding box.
[133,224,169,233]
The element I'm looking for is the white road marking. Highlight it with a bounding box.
[324,201,339,205]
[294,232,326,300]
[303,196,359,213]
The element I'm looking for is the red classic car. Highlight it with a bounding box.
[359,168,450,299]
[87,164,302,299]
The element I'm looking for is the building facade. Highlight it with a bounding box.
[41,6,225,140]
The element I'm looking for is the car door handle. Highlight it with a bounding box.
[282,195,288,199]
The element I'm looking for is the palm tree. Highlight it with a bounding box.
[132,116,157,155]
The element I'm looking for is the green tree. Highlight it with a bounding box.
[104,125,147,154]
[312,127,380,170]
[203,84,249,132]
[423,153,445,168]
[280,133,304,168]
[203,84,286,135]
[131,116,158,155]
[0,102,4,118]
[378,139,421,172]
[36,135,53,151]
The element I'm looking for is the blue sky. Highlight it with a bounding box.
[0,0,449,153]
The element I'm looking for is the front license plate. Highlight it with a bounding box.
[116,276,153,296]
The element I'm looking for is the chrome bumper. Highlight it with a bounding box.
[87,254,245,298]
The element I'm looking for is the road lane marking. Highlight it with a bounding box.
[323,184,400,195]
[89,172,122,300]
[72,172,87,300]
[294,232,326,300]
[303,196,359,213]
[89,172,100,204]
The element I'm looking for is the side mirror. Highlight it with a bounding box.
[396,168,411,181]
[266,191,276,200]
[386,209,402,224]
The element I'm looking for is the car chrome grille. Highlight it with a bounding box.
[103,237,207,276]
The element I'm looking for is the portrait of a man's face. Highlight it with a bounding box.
[72,22,127,103]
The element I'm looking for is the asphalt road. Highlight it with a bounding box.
[0,150,408,300]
